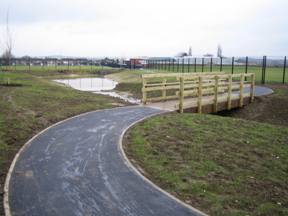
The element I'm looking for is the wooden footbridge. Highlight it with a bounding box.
[142,72,255,113]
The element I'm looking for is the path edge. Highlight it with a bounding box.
[118,110,209,216]
[3,105,136,216]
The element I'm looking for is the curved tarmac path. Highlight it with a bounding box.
[6,106,204,216]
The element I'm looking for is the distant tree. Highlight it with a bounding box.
[217,44,223,58]
[1,10,14,65]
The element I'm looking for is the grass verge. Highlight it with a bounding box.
[124,113,288,215]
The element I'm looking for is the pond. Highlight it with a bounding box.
[54,77,140,104]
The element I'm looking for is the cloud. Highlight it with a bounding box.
[0,0,287,57]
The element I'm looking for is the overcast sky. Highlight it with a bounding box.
[0,0,287,58]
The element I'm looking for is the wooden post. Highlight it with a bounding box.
[283,56,286,84]
[250,73,255,102]
[214,75,219,112]
[239,73,244,107]
[197,76,203,113]
[162,78,167,100]
[142,78,147,104]
[179,77,184,113]
[29,58,31,72]
[227,75,232,110]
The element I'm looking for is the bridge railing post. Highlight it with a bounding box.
[239,73,244,107]
[227,75,232,110]
[213,75,219,112]
[179,77,184,113]
[197,76,203,113]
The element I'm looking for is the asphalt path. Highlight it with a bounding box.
[7,106,203,216]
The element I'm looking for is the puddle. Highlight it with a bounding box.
[54,77,117,91]
[54,77,140,104]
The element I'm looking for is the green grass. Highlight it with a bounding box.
[124,114,288,216]
[150,65,287,83]
[0,65,119,77]
[0,70,127,214]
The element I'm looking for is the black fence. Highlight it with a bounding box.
[146,56,287,84]
[0,57,135,71]
[0,56,287,84]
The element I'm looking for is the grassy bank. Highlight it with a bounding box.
[0,70,127,215]
[124,113,288,215]
[218,85,288,126]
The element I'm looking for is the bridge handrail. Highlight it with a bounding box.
[142,72,255,113]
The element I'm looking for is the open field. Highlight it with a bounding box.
[0,70,128,215]
[150,65,287,83]
[124,112,288,216]
[0,65,120,76]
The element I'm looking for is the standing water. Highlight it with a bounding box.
[54,77,140,104]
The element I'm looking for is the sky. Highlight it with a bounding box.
[0,0,287,58]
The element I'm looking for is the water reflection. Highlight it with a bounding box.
[54,77,117,91]
[54,77,140,104]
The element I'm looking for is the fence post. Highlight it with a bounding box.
[220,57,223,71]
[245,56,248,81]
[210,57,213,72]
[245,56,248,72]
[283,56,287,84]
[177,59,180,72]
[182,58,184,73]
[179,77,184,113]
[264,56,267,84]
[194,58,197,72]
[201,58,204,72]
[261,56,267,84]
[250,73,255,102]
[188,58,190,72]
[29,58,31,72]
[231,57,234,74]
